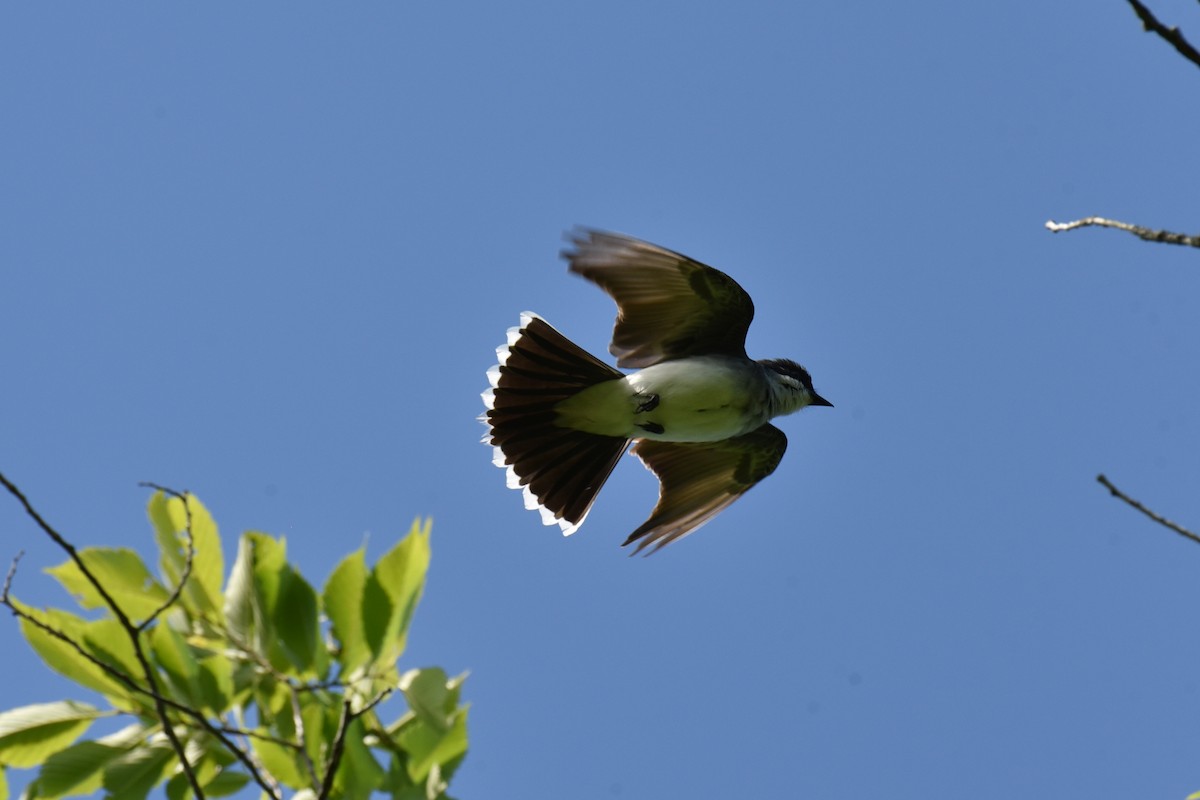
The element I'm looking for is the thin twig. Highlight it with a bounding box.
[2,552,23,600]
[216,725,304,750]
[1045,216,1200,247]
[1126,0,1200,70]
[1097,474,1200,545]
[136,482,195,632]
[318,700,355,800]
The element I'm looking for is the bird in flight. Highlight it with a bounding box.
[482,229,831,554]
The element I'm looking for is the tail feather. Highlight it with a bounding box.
[483,312,628,534]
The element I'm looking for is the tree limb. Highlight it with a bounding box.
[1097,474,1200,545]
[1125,0,1200,70]
[1045,216,1200,248]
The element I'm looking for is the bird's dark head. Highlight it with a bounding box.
[759,358,832,409]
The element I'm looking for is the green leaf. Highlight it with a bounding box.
[398,669,450,733]
[14,605,133,703]
[380,753,421,799]
[195,655,233,716]
[102,742,176,800]
[272,566,319,675]
[369,520,431,667]
[150,623,200,707]
[323,549,370,672]
[44,549,170,622]
[225,532,320,676]
[300,695,333,775]
[204,770,250,797]
[249,738,306,790]
[35,739,130,799]
[148,493,224,622]
[164,771,188,800]
[0,701,103,769]
[361,573,394,666]
[397,707,468,784]
[79,619,143,694]
[0,766,7,800]
[223,533,284,658]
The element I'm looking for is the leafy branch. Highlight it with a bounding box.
[0,473,468,800]
[0,472,205,799]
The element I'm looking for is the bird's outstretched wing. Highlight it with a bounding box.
[626,424,787,554]
[563,228,756,369]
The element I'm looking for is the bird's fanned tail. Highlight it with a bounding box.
[482,312,629,534]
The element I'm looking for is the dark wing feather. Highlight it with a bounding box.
[625,424,788,554]
[563,228,755,368]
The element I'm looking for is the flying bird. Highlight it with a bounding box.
[482,229,831,554]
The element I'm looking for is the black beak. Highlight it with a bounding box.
[810,393,833,408]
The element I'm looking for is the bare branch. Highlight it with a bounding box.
[2,552,23,601]
[136,482,195,632]
[1045,216,1200,247]
[1097,474,1200,545]
[318,699,354,800]
[216,724,304,750]
[1125,0,1200,70]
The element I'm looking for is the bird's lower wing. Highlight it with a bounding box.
[625,424,788,554]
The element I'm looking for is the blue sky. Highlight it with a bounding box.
[3,2,1200,798]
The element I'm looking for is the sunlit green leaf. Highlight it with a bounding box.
[195,655,233,716]
[102,742,175,800]
[150,624,200,707]
[44,549,170,622]
[0,765,7,800]
[204,769,250,798]
[300,695,333,775]
[272,566,319,675]
[223,534,274,658]
[323,549,370,672]
[147,493,224,623]
[13,605,132,704]
[397,707,468,784]
[248,532,286,605]
[249,737,306,790]
[361,573,393,666]
[369,520,431,667]
[399,669,450,733]
[0,701,103,769]
[80,619,143,694]
[36,739,131,799]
